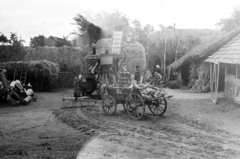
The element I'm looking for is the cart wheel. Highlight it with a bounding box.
[148,98,167,116]
[125,93,145,120]
[102,95,117,116]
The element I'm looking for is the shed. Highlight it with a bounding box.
[205,28,240,104]
[167,29,240,90]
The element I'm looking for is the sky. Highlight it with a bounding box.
[0,0,240,46]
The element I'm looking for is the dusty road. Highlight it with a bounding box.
[1,88,240,158]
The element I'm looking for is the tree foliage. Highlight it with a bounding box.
[0,33,26,62]
[0,32,9,44]
[74,10,154,51]
[216,6,240,31]
[131,20,154,48]
[92,10,129,37]
[30,35,45,47]
[147,29,216,73]
[73,14,103,47]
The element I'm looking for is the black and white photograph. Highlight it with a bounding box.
[1,0,240,158]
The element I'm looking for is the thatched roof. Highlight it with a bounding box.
[168,29,240,70]
[205,30,240,64]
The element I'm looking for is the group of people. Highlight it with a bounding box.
[85,62,163,86]
[99,64,164,87]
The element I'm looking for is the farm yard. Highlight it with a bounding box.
[1,88,240,158]
[1,1,240,159]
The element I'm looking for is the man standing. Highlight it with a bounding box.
[134,65,140,84]
[92,42,96,55]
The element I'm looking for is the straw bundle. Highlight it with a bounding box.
[188,63,210,93]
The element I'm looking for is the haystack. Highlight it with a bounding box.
[122,42,146,74]
[95,38,112,55]
[0,60,59,91]
[24,46,86,75]
[188,63,210,93]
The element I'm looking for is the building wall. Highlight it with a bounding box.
[225,64,240,104]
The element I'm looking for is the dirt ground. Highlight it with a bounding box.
[1,88,240,159]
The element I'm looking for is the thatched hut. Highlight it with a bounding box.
[167,29,240,92]
[0,60,59,91]
[205,28,240,104]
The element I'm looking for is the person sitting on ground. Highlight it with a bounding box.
[118,66,131,87]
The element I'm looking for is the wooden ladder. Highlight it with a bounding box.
[19,60,29,85]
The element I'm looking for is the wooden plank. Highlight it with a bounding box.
[211,63,216,102]
[214,63,220,104]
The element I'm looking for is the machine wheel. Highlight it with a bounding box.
[102,95,117,116]
[148,98,167,116]
[125,93,145,120]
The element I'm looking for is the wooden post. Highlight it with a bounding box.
[214,63,220,104]
[211,63,216,100]
[164,32,166,80]
[210,63,212,92]
[236,65,238,78]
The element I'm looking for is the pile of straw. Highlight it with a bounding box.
[24,46,86,75]
[188,63,210,93]
[122,42,146,74]
[0,60,59,91]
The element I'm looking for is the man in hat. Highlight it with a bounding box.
[156,65,161,74]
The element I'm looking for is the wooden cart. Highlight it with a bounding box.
[102,85,171,120]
